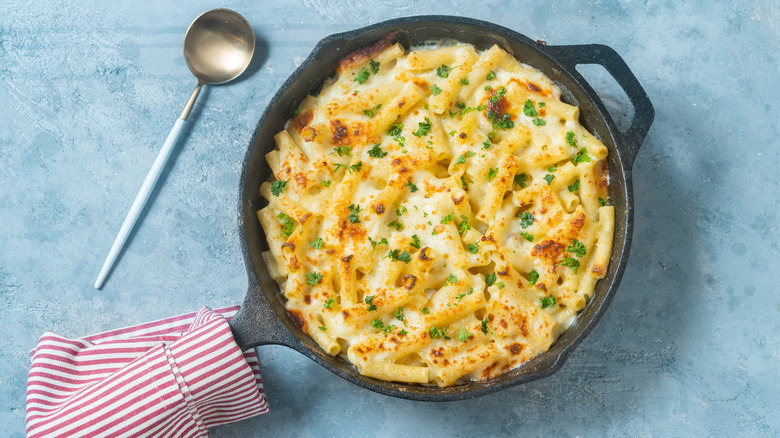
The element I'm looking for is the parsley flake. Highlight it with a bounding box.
[533,118,547,126]
[354,67,370,84]
[566,131,577,147]
[371,318,395,334]
[481,317,496,336]
[518,212,534,229]
[399,329,408,335]
[540,295,556,309]
[368,236,388,249]
[455,154,467,165]
[523,100,539,117]
[413,117,432,137]
[429,326,450,340]
[270,180,287,196]
[277,213,296,237]
[573,147,592,163]
[322,180,332,187]
[558,257,580,273]
[324,298,335,309]
[543,174,555,185]
[485,273,496,287]
[309,238,324,249]
[520,231,534,242]
[365,295,377,311]
[429,84,442,95]
[396,205,407,216]
[528,269,539,285]
[387,123,404,137]
[369,58,380,74]
[387,249,411,263]
[333,145,352,157]
[441,213,455,224]
[514,173,529,189]
[306,271,322,286]
[436,64,453,78]
[599,197,611,206]
[488,167,499,182]
[395,306,405,321]
[318,325,327,331]
[368,143,387,158]
[347,204,362,223]
[458,327,473,342]
[568,179,581,192]
[411,234,421,249]
[486,71,496,80]
[406,181,418,192]
[443,273,458,286]
[457,215,471,235]
[467,243,479,254]
[460,77,469,85]
[567,239,587,257]
[363,104,382,118]
[422,307,430,314]
[482,139,491,149]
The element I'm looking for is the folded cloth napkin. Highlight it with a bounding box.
[26,306,269,437]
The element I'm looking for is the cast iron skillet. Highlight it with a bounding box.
[229,15,654,401]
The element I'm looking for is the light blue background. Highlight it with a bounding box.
[2,1,778,436]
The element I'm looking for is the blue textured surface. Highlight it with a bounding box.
[2,1,779,436]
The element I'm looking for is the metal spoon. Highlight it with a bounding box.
[95,9,255,289]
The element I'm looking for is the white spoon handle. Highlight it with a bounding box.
[94,117,187,289]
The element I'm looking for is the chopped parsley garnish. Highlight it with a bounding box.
[347,204,362,223]
[485,272,496,287]
[486,71,496,80]
[371,318,395,334]
[309,237,324,249]
[566,131,577,147]
[413,117,432,137]
[573,147,592,163]
[305,271,322,286]
[443,273,458,286]
[461,176,468,188]
[488,167,499,182]
[454,154,467,165]
[399,329,408,335]
[518,212,534,229]
[568,179,581,192]
[324,298,335,309]
[429,84,442,95]
[368,143,387,158]
[322,180,332,187]
[277,213,296,237]
[318,326,327,331]
[334,161,363,174]
[354,67,370,84]
[293,108,301,116]
[436,64,453,78]
[406,181,418,192]
[387,249,411,263]
[539,102,546,107]
[333,145,352,157]
[599,197,611,206]
[497,281,505,289]
[514,173,529,189]
[422,307,430,314]
[489,86,507,103]
[540,295,556,309]
[486,110,515,130]
[543,174,555,185]
[558,257,580,273]
[441,213,455,224]
[528,269,539,284]
[520,231,534,242]
[395,306,405,321]
[387,220,403,231]
[523,100,539,117]
[363,104,382,118]
[457,215,471,235]
[467,243,479,254]
[466,151,475,158]
[387,123,403,137]
[396,205,407,216]
[411,234,421,249]
[429,326,451,340]
[481,317,495,335]
[270,180,287,196]
[368,236,388,249]
[548,164,558,173]
[369,58,380,74]
[457,326,473,342]
[532,118,547,126]
[460,77,469,85]
[567,239,587,257]
[365,295,377,311]
[455,288,473,304]
[449,130,456,137]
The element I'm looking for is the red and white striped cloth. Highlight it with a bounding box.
[26,306,269,437]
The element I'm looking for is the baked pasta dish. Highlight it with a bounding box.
[257,36,614,386]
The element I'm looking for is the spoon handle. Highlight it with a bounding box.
[94,116,187,289]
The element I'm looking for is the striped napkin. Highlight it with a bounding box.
[26,306,269,437]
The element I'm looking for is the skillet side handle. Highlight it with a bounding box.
[544,44,654,168]
[229,283,301,352]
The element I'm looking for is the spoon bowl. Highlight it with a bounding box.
[184,9,255,84]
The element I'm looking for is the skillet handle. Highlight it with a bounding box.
[229,282,302,352]
[544,44,654,168]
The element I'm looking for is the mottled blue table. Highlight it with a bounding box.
[2,1,778,436]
